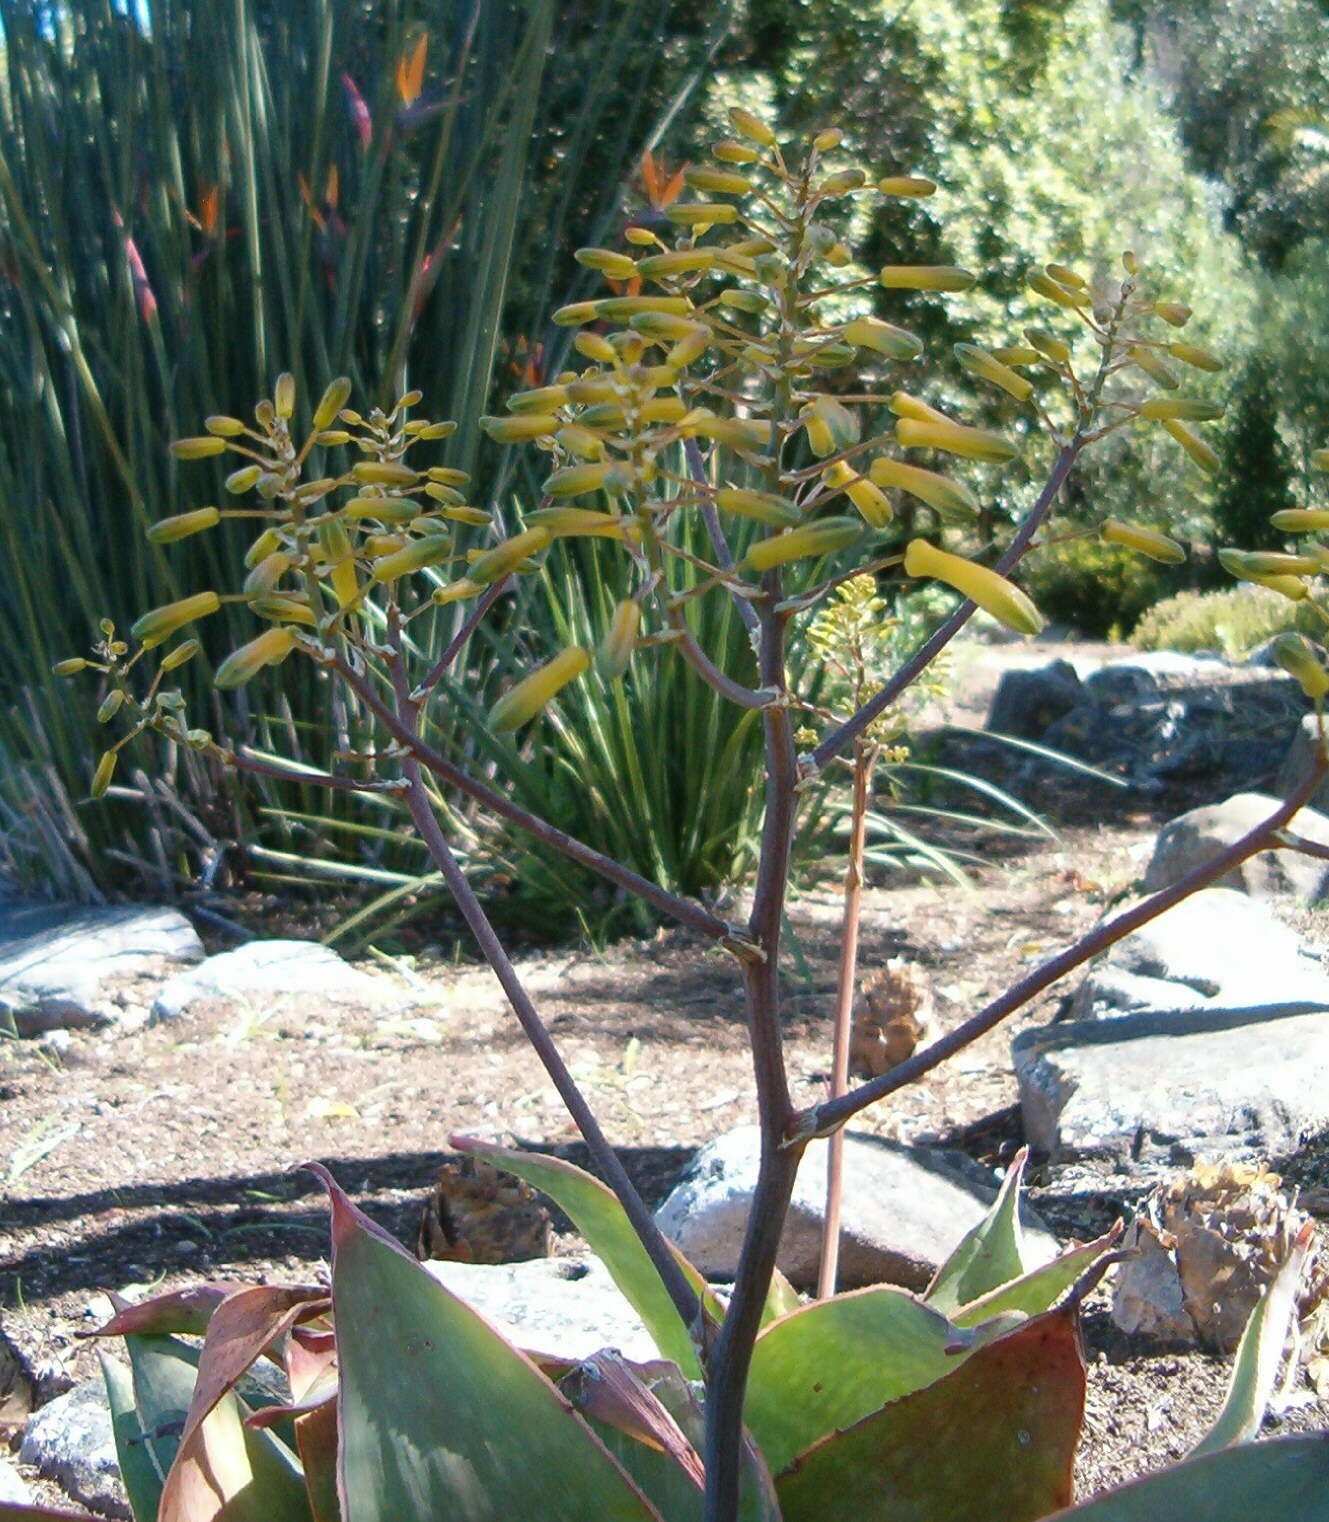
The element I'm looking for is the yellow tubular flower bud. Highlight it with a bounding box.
[595,296,691,321]
[1045,263,1087,289]
[146,507,222,544]
[868,456,980,522]
[274,373,296,420]
[690,414,773,453]
[215,627,298,689]
[1128,346,1180,390]
[433,578,481,605]
[1167,343,1223,373]
[552,301,601,327]
[1311,449,1329,472]
[480,414,562,443]
[254,400,275,429]
[425,482,467,507]
[1218,549,1309,600]
[639,396,689,424]
[636,250,718,277]
[250,595,318,626]
[574,248,638,280]
[1162,419,1220,475]
[370,533,453,583]
[991,345,1041,366]
[714,488,802,527]
[683,167,754,197]
[665,328,712,368]
[506,385,570,414]
[663,202,741,226]
[160,639,200,672]
[1025,328,1071,364]
[1237,551,1321,577]
[205,415,246,437]
[244,527,283,568]
[353,461,419,486]
[53,658,90,676]
[441,506,492,528]
[1100,520,1186,564]
[1154,302,1192,328]
[625,227,657,246]
[243,552,291,596]
[823,460,892,527]
[713,139,759,164]
[543,463,613,498]
[526,507,628,540]
[345,497,419,523]
[888,390,952,424]
[97,689,125,723]
[1271,633,1329,699]
[904,539,1044,636]
[879,265,975,292]
[567,377,618,405]
[1272,509,1329,532]
[580,403,628,430]
[896,417,1019,464]
[225,465,263,494]
[574,332,618,364]
[170,436,227,459]
[488,646,591,733]
[1026,270,1088,307]
[842,316,923,361]
[954,344,1034,402]
[802,395,858,459]
[727,107,775,146]
[313,377,353,431]
[319,518,358,607]
[628,312,702,342]
[91,751,117,799]
[1139,398,1223,422]
[817,169,867,196]
[877,175,936,197]
[813,128,843,151]
[131,591,222,649]
[742,517,860,572]
[469,527,553,586]
[598,600,640,680]
[555,425,607,461]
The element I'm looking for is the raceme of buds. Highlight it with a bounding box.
[903,539,1044,637]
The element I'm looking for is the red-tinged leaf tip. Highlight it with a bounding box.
[243,1389,337,1430]
[302,1161,415,1261]
[77,1283,235,1340]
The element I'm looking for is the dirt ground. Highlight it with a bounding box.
[3,635,1328,1508]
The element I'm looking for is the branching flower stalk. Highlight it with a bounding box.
[63,107,1315,1522]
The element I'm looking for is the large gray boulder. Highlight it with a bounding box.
[0,903,201,1034]
[653,1127,1057,1293]
[153,938,381,1020]
[986,660,1084,741]
[1143,792,1329,903]
[422,1254,657,1362]
[19,1377,128,1518]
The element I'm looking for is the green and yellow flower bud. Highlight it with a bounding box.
[954,343,1034,402]
[888,390,951,424]
[91,751,117,799]
[313,377,353,431]
[415,420,458,440]
[480,413,562,443]
[823,460,892,527]
[552,301,601,327]
[813,128,843,151]
[274,372,296,420]
[146,507,221,544]
[506,385,570,414]
[1129,345,1180,390]
[904,539,1043,635]
[161,639,200,672]
[363,534,406,557]
[295,477,338,505]
[842,316,923,361]
[595,296,691,321]
[801,395,858,458]
[488,645,591,732]
[344,496,419,524]
[254,400,276,429]
[688,413,773,453]
[225,465,263,494]
[566,376,619,405]
[868,456,980,521]
[628,311,702,343]
[1161,419,1220,475]
[665,327,712,368]
[353,461,419,486]
[1166,343,1223,373]
[370,533,453,582]
[1026,270,1088,307]
[639,396,690,424]
[683,167,753,197]
[131,591,221,648]
[440,506,492,528]
[243,527,283,568]
[636,250,718,278]
[425,482,467,507]
[574,333,618,365]
[1045,263,1086,289]
[727,107,774,146]
[318,518,358,606]
[879,265,975,292]
[433,578,481,605]
[242,552,290,597]
[896,417,1019,463]
[625,227,657,246]
[991,345,1041,366]
[469,527,553,586]
[713,139,760,164]
[817,169,867,196]
[1272,509,1329,532]
[714,488,802,527]
[526,507,629,540]
[574,248,638,280]
[1100,520,1186,563]
[556,424,607,461]
[1219,548,1309,600]
[1154,302,1192,328]
[215,626,298,689]
[598,600,640,679]
[1234,550,1321,577]
[579,403,628,430]
[250,595,318,626]
[1024,328,1071,364]
[742,517,860,572]
[170,436,227,459]
[664,202,740,226]
[543,463,613,498]
[205,415,246,437]
[877,175,936,197]
[1271,633,1329,699]
[52,657,90,677]
[96,689,125,723]
[1139,397,1222,422]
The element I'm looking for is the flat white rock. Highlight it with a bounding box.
[153,938,380,1020]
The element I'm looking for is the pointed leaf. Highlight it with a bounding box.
[952,1227,1121,1327]
[101,1352,165,1522]
[293,1399,340,1522]
[925,1147,1030,1315]
[776,1305,1085,1522]
[313,1164,664,1522]
[745,1286,976,1474]
[453,1137,722,1376]
[81,1286,236,1341]
[1193,1220,1315,1456]
[1042,1434,1329,1521]
[760,1268,801,1327]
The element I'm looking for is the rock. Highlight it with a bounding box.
[0,1457,30,1505]
[152,939,380,1020]
[985,660,1083,741]
[1110,1220,1194,1344]
[653,1126,1058,1292]
[1081,651,1234,705]
[19,1377,128,1518]
[1075,888,1329,1012]
[1013,1003,1329,1165]
[0,903,201,1035]
[422,1255,657,1363]
[1144,792,1329,903]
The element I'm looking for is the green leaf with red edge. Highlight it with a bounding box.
[951,1227,1121,1327]
[311,1162,665,1522]
[775,1303,1085,1522]
[1042,1434,1329,1521]
[924,1147,1031,1316]
[453,1136,723,1376]
[744,1284,976,1474]
[78,1286,237,1341]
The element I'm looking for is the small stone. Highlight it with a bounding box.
[152,939,381,1021]
[0,1456,30,1505]
[19,1377,128,1519]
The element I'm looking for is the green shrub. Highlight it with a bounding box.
[1022,533,1176,637]
[1131,583,1320,658]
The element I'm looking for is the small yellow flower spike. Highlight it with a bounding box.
[895,417,1018,464]
[215,627,298,689]
[488,646,591,733]
[904,539,1044,636]
[1271,633,1329,700]
[1100,520,1186,564]
[598,600,640,680]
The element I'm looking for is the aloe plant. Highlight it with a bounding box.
[40,107,1329,1522]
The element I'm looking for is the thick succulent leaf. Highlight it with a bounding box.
[924,1147,1029,1315]
[776,1304,1085,1522]
[1192,1220,1315,1456]
[1042,1433,1329,1521]
[120,1333,199,1491]
[453,1136,722,1376]
[952,1227,1120,1327]
[761,1269,802,1326]
[313,1163,665,1522]
[101,1352,165,1522]
[745,1285,973,1474]
[80,1286,236,1340]
[293,1399,340,1522]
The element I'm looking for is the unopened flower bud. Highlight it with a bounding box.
[905,539,1044,635]
[877,175,936,197]
[468,527,553,586]
[488,646,591,732]
[1139,397,1222,422]
[880,265,975,292]
[131,591,222,648]
[598,600,640,680]
[869,456,979,522]
[1271,633,1329,699]
[574,248,638,281]
[170,436,227,459]
[896,417,1018,463]
[727,106,775,146]
[1161,419,1219,475]
[273,372,296,419]
[53,657,90,676]
[664,203,740,227]
[215,626,298,688]
[313,377,353,431]
[161,639,201,671]
[205,416,246,437]
[91,751,117,799]
[1154,302,1191,328]
[954,343,1033,402]
[742,517,860,572]
[1100,520,1186,563]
